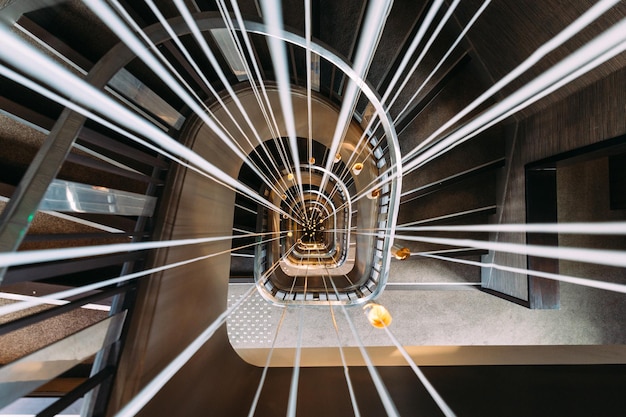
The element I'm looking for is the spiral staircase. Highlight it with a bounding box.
[0,0,625,416]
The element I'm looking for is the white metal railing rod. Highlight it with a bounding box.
[259,0,309,221]
[396,222,626,235]
[286,307,305,417]
[328,278,399,417]
[0,24,295,221]
[0,235,282,317]
[380,323,456,417]
[394,234,626,270]
[421,253,626,294]
[114,284,257,417]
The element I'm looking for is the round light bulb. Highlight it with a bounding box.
[363,303,392,328]
[367,189,380,199]
[391,245,411,260]
[352,162,363,175]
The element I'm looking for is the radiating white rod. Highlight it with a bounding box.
[0,24,296,221]
[0,235,283,317]
[393,234,626,268]
[350,15,626,205]
[421,253,626,294]
[227,0,297,182]
[402,19,626,175]
[218,0,282,149]
[0,62,300,227]
[319,0,393,197]
[379,323,456,417]
[328,278,399,417]
[259,0,311,222]
[0,64,231,195]
[400,0,622,165]
[321,0,446,201]
[114,284,256,417]
[397,206,497,228]
[214,0,299,207]
[396,222,626,235]
[212,1,306,214]
[305,0,314,167]
[387,0,461,111]
[381,0,444,103]
[119,1,291,204]
[394,0,492,123]
[415,37,626,174]
[320,270,361,417]
[0,231,271,269]
[0,292,110,312]
[89,0,289,205]
[287,307,305,417]
[348,0,622,205]
[247,308,288,417]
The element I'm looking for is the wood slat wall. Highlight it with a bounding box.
[484,66,626,301]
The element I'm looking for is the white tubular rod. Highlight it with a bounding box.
[394,234,626,269]
[89,0,286,202]
[387,0,461,111]
[328,280,399,417]
[402,19,626,175]
[421,253,626,294]
[259,0,309,220]
[396,222,626,235]
[321,271,361,417]
[0,235,283,317]
[380,324,456,417]
[114,285,256,417]
[247,308,288,417]
[0,62,300,224]
[213,0,299,206]
[0,292,110,312]
[0,24,292,220]
[408,37,626,173]
[330,312,360,416]
[118,0,288,202]
[401,0,622,165]
[319,0,393,195]
[287,307,305,417]
[381,0,445,102]
[393,0,491,122]
[228,0,295,180]
[0,232,268,269]
[351,15,626,205]
[305,0,313,165]
[0,64,238,196]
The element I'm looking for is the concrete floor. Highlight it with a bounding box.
[227,266,626,350]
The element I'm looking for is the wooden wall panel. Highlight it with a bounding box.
[484,67,626,301]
